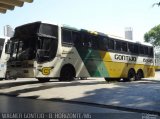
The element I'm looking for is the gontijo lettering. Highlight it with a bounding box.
[114,54,137,62]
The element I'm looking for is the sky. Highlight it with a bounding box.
[0,0,160,42]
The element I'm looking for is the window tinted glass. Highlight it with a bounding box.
[115,40,121,51]
[108,38,114,50]
[128,43,134,53]
[144,46,148,55]
[91,35,99,49]
[62,29,72,44]
[148,47,153,57]
[100,37,109,51]
[14,22,40,37]
[121,42,127,52]
[134,44,139,54]
[72,31,80,44]
[81,33,92,48]
[39,24,58,38]
[140,45,144,54]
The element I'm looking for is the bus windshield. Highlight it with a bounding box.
[36,23,58,62]
[9,22,58,62]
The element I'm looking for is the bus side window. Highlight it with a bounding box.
[100,37,109,51]
[121,42,127,52]
[92,35,99,50]
[82,34,92,48]
[115,40,121,51]
[140,45,144,55]
[62,29,72,45]
[128,43,134,53]
[144,46,148,55]
[148,47,153,57]
[108,38,114,50]
[134,44,139,54]
[72,31,80,46]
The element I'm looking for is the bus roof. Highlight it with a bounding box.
[15,21,59,29]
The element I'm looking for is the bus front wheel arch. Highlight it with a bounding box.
[59,64,76,81]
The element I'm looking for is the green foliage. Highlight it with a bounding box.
[144,25,160,47]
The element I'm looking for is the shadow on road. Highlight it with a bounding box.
[0,79,160,115]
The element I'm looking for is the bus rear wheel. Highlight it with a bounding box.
[136,69,144,80]
[127,69,136,81]
[38,78,50,82]
[59,65,75,81]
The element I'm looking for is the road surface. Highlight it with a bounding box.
[0,71,159,118]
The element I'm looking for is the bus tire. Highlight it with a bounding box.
[0,78,3,81]
[127,68,136,81]
[136,69,144,80]
[5,72,10,80]
[38,78,50,82]
[80,77,87,80]
[59,65,76,81]
[105,78,110,83]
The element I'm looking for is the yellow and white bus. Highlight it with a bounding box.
[6,21,155,82]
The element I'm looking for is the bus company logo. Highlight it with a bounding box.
[114,54,137,62]
[42,67,52,75]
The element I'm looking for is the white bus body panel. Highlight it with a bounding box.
[0,37,10,78]
[36,46,90,78]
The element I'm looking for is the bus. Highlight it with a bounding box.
[5,21,155,82]
[0,36,10,80]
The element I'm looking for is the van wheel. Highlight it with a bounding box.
[127,69,136,81]
[136,69,144,80]
[38,78,50,82]
[59,65,75,81]
[5,72,10,80]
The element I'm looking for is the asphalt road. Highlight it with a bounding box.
[0,71,159,118]
[0,95,148,119]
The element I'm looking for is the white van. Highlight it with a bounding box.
[0,36,10,80]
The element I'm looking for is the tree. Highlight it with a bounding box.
[144,24,160,48]
[144,25,160,60]
[152,2,160,7]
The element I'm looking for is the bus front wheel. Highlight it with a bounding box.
[59,65,76,81]
[38,78,50,82]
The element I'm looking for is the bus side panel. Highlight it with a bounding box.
[59,47,91,78]
[75,47,109,77]
[99,51,155,78]
[99,51,126,78]
[36,47,91,78]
